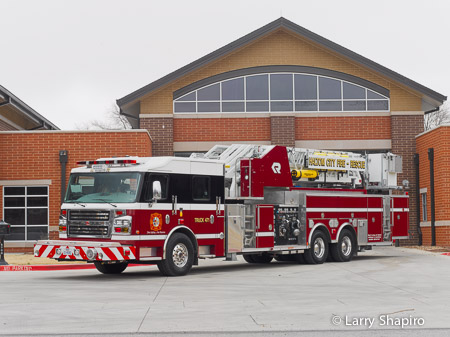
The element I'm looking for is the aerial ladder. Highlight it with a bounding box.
[191,144,375,198]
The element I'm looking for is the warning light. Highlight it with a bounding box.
[77,159,137,166]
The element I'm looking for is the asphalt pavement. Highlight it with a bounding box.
[1,246,450,336]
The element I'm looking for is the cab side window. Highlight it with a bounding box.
[192,176,210,201]
[144,174,169,201]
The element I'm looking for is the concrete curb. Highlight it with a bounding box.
[0,263,148,272]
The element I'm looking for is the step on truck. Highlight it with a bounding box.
[34,144,409,276]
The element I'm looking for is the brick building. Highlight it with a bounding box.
[1,130,152,252]
[416,125,450,246]
[1,84,153,252]
[117,17,446,245]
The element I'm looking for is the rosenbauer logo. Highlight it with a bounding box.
[272,162,281,174]
[150,213,163,231]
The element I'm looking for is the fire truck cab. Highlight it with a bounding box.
[35,144,409,276]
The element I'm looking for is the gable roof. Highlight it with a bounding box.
[117,17,446,109]
[0,85,59,130]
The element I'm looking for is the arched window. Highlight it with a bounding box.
[173,72,389,113]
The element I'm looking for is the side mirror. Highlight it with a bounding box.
[152,181,162,200]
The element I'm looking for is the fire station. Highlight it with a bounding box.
[116,17,446,246]
[0,17,447,253]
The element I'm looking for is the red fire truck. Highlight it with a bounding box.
[34,144,409,276]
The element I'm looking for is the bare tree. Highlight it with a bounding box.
[76,104,132,130]
[424,102,450,131]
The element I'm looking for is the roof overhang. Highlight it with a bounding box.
[0,85,59,130]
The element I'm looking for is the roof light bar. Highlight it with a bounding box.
[76,159,137,166]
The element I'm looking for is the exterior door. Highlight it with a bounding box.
[391,196,409,239]
[256,205,274,248]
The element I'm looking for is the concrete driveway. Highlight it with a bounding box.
[1,246,450,336]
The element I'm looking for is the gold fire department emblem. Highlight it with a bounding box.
[150,213,163,231]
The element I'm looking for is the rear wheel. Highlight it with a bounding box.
[304,230,328,264]
[158,233,194,276]
[94,261,128,274]
[330,229,356,262]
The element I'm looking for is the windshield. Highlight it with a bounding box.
[65,172,142,203]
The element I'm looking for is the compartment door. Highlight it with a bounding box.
[256,205,274,249]
[391,196,410,239]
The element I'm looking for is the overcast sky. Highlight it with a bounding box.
[2,0,449,130]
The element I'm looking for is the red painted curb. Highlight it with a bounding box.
[0,263,148,272]
[441,253,450,256]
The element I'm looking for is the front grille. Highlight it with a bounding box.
[68,224,109,237]
[68,210,111,238]
[69,210,110,221]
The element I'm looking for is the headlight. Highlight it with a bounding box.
[59,216,67,233]
[113,215,132,235]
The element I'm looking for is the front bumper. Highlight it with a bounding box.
[34,240,136,262]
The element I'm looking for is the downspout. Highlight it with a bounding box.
[59,150,68,204]
[428,148,436,246]
[414,154,422,245]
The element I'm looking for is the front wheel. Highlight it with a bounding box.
[330,229,356,262]
[304,230,328,264]
[94,261,128,274]
[158,233,194,276]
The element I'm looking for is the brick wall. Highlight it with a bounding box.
[416,126,450,246]
[296,116,391,140]
[0,130,152,252]
[421,227,450,246]
[173,118,271,143]
[271,116,295,146]
[140,118,173,156]
[391,115,424,245]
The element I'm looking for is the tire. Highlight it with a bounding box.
[243,254,255,263]
[304,230,328,264]
[330,229,356,262]
[94,261,128,274]
[294,253,305,264]
[158,233,194,276]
